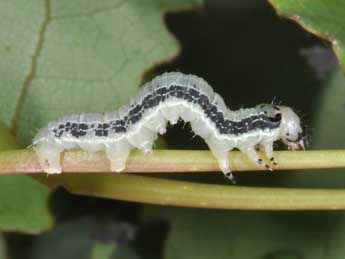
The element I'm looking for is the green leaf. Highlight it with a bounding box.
[0,124,52,232]
[0,0,45,129]
[0,0,202,145]
[269,0,345,69]
[0,174,52,232]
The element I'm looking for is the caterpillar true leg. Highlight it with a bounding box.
[212,150,234,182]
[240,146,273,171]
[260,142,277,165]
[204,137,235,181]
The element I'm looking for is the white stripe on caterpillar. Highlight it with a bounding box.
[32,72,305,181]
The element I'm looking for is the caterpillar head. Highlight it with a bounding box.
[278,106,305,150]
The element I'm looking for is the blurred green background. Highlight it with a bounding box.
[2,0,345,258]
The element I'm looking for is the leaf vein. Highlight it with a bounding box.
[10,0,52,134]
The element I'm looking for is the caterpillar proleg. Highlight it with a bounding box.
[32,72,305,181]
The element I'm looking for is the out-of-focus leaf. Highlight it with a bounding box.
[0,123,51,232]
[0,175,51,232]
[111,245,140,259]
[327,215,345,259]
[143,206,336,259]
[0,234,7,259]
[91,242,116,259]
[31,217,135,259]
[91,242,140,259]
[269,0,345,70]
[311,69,345,149]
[300,45,338,80]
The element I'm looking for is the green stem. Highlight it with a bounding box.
[36,173,345,210]
[3,148,345,210]
[1,149,345,174]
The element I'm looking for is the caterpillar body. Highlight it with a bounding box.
[32,72,305,181]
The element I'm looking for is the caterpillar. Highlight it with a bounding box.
[32,72,305,181]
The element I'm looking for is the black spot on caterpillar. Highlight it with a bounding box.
[32,72,305,181]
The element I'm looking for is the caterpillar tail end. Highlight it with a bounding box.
[33,141,63,174]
